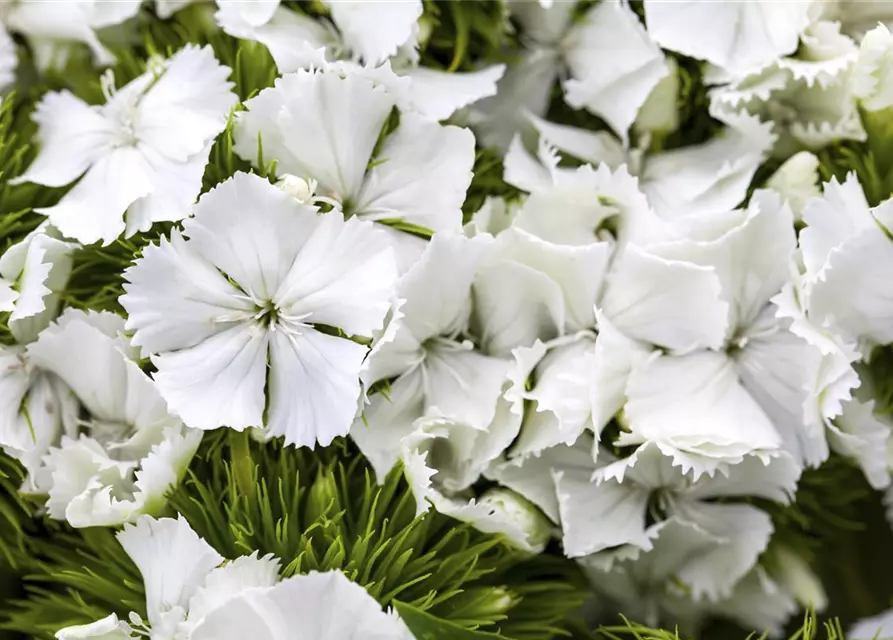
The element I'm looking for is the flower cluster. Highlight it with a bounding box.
[3,1,893,639]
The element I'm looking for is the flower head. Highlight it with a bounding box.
[121,172,398,447]
[14,45,238,245]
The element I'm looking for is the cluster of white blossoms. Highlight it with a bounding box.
[4,0,893,638]
[58,516,414,640]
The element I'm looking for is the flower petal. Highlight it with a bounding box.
[624,351,783,478]
[252,67,395,202]
[37,147,153,246]
[266,328,367,447]
[13,90,114,188]
[356,113,473,234]
[152,324,269,432]
[326,0,422,65]
[117,515,223,627]
[272,211,398,338]
[191,571,413,640]
[401,65,505,121]
[601,244,729,353]
[644,0,811,76]
[136,45,237,162]
[121,230,254,357]
[564,0,669,141]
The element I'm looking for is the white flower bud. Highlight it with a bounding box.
[853,24,893,111]
[476,487,553,553]
[634,57,680,136]
[766,151,821,221]
[276,174,318,204]
[772,545,828,612]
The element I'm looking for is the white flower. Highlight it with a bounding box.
[562,0,669,144]
[708,23,864,156]
[234,65,474,272]
[506,112,775,221]
[0,222,77,344]
[13,45,238,246]
[59,515,413,640]
[578,518,708,631]
[559,442,799,599]
[56,515,281,639]
[350,233,509,479]
[799,174,893,354]
[26,309,201,527]
[853,23,893,111]
[5,0,142,69]
[120,172,398,447]
[850,609,893,640]
[0,344,78,493]
[215,0,503,122]
[402,429,551,554]
[705,567,799,637]
[0,225,79,487]
[216,0,420,69]
[643,0,812,77]
[190,569,414,640]
[470,0,668,149]
[619,191,833,473]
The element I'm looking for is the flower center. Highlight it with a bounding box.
[253,301,312,337]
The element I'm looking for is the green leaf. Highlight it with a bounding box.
[394,600,514,639]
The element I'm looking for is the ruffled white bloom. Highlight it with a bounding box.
[56,514,280,639]
[705,567,800,637]
[351,234,511,479]
[0,222,77,344]
[13,45,238,246]
[215,0,502,122]
[578,519,706,632]
[24,309,201,527]
[620,192,829,472]
[190,569,414,640]
[469,0,668,149]
[798,174,893,354]
[643,0,812,77]
[765,151,822,220]
[853,23,893,111]
[562,442,799,600]
[58,515,414,640]
[121,172,398,447]
[506,112,775,221]
[850,608,893,639]
[402,429,552,554]
[4,0,142,69]
[234,65,474,272]
[709,22,864,156]
[216,0,419,69]
[0,226,79,487]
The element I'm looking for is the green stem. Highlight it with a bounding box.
[229,429,256,502]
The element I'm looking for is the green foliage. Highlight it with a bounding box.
[396,601,511,639]
[420,1,512,72]
[2,432,588,639]
[464,147,522,222]
[173,431,588,638]
[592,612,850,640]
